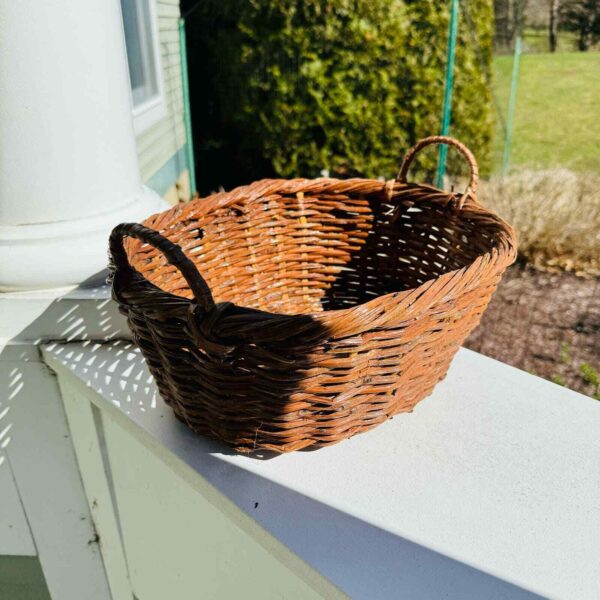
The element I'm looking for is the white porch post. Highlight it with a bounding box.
[0,0,168,291]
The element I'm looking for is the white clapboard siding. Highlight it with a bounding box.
[136,115,185,157]
[156,3,180,18]
[135,0,186,185]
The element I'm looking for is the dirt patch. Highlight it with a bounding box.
[465,265,600,399]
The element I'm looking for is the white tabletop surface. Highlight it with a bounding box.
[43,342,600,600]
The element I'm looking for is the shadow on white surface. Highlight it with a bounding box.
[8,272,596,599]
[0,270,128,470]
[44,338,551,600]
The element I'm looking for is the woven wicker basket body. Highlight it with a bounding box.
[110,137,516,453]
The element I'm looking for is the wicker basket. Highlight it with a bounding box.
[109,136,516,453]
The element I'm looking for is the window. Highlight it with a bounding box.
[120,0,165,133]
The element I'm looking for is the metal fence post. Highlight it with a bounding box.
[179,17,197,196]
[502,36,522,177]
[437,0,460,188]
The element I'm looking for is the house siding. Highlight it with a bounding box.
[135,0,188,201]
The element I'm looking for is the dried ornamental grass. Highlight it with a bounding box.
[109,137,516,453]
[480,170,600,277]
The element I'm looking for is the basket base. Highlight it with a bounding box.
[167,371,447,455]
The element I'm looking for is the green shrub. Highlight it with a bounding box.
[187,0,493,192]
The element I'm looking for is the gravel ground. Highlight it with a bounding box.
[465,265,600,399]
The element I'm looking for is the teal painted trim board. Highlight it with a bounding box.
[144,145,187,197]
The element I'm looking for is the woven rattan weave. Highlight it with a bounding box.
[109,137,517,453]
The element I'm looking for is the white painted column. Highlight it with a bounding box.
[0,0,168,290]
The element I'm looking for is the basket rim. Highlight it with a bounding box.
[163,176,476,220]
[123,177,517,332]
[117,248,513,333]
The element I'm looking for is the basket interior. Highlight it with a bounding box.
[127,187,508,315]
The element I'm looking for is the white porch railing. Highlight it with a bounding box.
[41,336,600,600]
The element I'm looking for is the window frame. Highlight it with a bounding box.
[121,0,166,135]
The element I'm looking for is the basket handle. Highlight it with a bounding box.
[396,136,479,208]
[109,223,215,311]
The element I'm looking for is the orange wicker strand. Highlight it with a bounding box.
[109,137,517,453]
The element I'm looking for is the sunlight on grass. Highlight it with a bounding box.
[492,52,600,174]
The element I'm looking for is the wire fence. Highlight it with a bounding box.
[465,10,600,399]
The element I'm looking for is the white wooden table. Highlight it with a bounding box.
[43,341,600,600]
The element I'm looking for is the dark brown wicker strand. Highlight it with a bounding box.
[109,137,517,453]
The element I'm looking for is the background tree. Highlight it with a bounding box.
[494,0,529,50]
[550,0,561,51]
[560,0,600,50]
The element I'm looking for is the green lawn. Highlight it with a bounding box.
[492,52,600,174]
